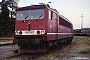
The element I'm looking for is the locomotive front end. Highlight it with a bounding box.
[13,5,47,52]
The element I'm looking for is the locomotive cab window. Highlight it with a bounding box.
[17,10,29,20]
[16,9,44,20]
[49,10,53,20]
[30,9,44,20]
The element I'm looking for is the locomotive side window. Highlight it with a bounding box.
[16,9,44,20]
[59,17,63,25]
[59,17,71,28]
[49,10,53,20]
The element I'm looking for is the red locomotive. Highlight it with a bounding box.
[13,4,73,53]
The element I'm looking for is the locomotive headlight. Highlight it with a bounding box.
[15,31,18,35]
[36,30,45,34]
[41,30,45,34]
[37,31,40,34]
[19,31,22,35]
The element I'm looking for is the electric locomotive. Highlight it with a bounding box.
[13,4,73,53]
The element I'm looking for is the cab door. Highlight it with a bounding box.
[52,13,58,40]
[55,14,58,40]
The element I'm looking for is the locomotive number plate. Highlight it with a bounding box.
[25,31,34,34]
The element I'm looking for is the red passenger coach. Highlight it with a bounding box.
[13,4,73,53]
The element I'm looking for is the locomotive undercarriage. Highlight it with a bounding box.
[13,36,73,53]
[46,37,73,48]
[14,36,46,50]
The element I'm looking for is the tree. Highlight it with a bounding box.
[0,0,19,37]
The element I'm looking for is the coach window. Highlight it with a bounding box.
[49,10,53,20]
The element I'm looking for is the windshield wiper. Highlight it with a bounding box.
[22,15,29,22]
[38,14,43,19]
[25,15,29,19]
[36,14,43,21]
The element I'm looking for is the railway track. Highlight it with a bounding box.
[4,45,69,60]
[0,41,20,59]
[0,41,45,60]
[0,43,16,46]
[2,52,46,60]
[2,52,24,59]
[0,41,44,60]
[0,39,71,60]
[0,37,14,40]
[0,38,13,46]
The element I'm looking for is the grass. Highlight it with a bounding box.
[74,36,90,45]
[45,45,73,60]
[74,36,90,54]
[45,36,90,60]
[45,54,65,60]
[78,49,90,54]
[51,54,65,58]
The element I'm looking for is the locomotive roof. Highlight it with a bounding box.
[17,4,72,24]
[49,7,72,24]
[16,4,49,11]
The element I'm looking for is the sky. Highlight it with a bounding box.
[0,0,90,29]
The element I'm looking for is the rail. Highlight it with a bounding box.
[0,37,14,40]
